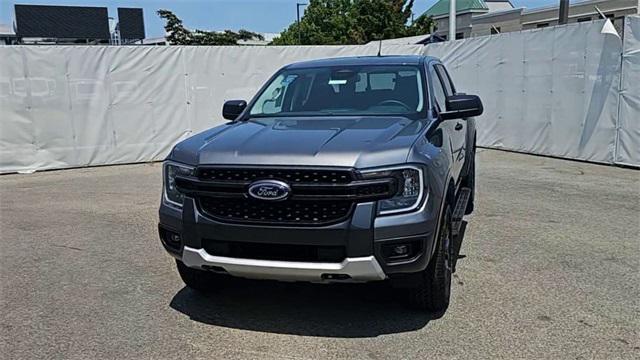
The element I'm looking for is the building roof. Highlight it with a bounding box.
[520,0,634,15]
[237,32,278,45]
[424,0,489,17]
[472,7,524,20]
[485,0,515,12]
[285,55,433,69]
[141,37,167,45]
[0,23,16,36]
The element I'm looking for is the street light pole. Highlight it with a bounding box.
[449,0,456,41]
[558,0,569,25]
[297,2,307,45]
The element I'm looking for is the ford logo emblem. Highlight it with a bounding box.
[247,180,291,201]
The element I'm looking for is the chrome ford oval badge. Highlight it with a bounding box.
[247,180,291,201]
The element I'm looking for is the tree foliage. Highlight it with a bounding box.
[271,0,434,45]
[157,9,264,45]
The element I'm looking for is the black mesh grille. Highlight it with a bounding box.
[197,167,354,184]
[203,240,346,262]
[187,167,397,226]
[199,197,353,226]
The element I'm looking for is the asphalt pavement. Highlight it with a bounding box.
[1,149,638,359]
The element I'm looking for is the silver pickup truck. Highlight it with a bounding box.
[159,55,482,313]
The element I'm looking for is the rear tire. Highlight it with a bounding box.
[175,260,222,293]
[407,205,453,314]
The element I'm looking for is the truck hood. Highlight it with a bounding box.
[170,116,426,169]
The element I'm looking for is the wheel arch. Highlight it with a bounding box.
[429,176,457,261]
[462,130,477,179]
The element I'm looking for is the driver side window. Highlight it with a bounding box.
[250,74,297,115]
[430,66,447,112]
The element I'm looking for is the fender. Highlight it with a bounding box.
[428,168,455,262]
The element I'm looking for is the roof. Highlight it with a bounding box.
[424,0,489,17]
[285,55,434,69]
[472,7,524,20]
[520,0,636,15]
[0,23,16,36]
[141,37,167,45]
[485,0,514,12]
[237,32,278,45]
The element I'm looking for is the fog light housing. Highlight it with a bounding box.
[172,233,182,243]
[159,226,182,254]
[381,240,422,262]
[392,244,410,257]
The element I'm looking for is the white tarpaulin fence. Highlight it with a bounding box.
[0,45,422,173]
[423,18,637,165]
[617,16,640,167]
[0,18,638,173]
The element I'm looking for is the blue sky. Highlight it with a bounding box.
[1,0,563,38]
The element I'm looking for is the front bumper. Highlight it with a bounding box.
[160,189,442,282]
[182,246,386,282]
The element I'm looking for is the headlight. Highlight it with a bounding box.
[163,162,195,208]
[361,166,425,215]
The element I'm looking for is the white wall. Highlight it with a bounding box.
[616,16,640,166]
[0,44,422,173]
[1,18,638,173]
[424,19,637,165]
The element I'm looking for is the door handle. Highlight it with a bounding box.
[455,123,463,131]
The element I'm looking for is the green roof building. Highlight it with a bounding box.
[421,0,514,40]
[423,0,490,18]
[420,0,637,40]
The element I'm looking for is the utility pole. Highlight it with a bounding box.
[558,0,569,25]
[449,0,456,41]
[297,2,307,45]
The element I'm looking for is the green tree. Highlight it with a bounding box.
[405,14,435,36]
[271,0,434,45]
[157,9,264,45]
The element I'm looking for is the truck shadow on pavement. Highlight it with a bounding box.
[169,279,436,337]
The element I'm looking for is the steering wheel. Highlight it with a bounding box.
[376,100,411,110]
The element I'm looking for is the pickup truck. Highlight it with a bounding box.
[159,55,482,313]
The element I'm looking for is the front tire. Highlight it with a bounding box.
[407,205,453,314]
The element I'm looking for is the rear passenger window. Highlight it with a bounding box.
[430,67,447,112]
[435,64,455,96]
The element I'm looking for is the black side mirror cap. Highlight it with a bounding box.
[441,94,483,120]
[222,100,247,120]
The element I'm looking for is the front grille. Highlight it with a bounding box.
[203,239,346,262]
[197,167,354,184]
[175,167,397,226]
[199,197,353,225]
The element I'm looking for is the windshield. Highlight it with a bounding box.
[249,65,425,117]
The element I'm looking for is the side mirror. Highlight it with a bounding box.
[441,94,483,120]
[222,100,247,120]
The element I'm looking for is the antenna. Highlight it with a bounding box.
[377,39,382,56]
